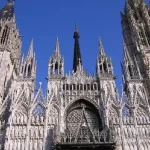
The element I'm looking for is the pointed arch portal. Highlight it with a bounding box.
[55,99,115,150]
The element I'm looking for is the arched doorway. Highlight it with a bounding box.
[66,99,102,143]
[55,99,115,150]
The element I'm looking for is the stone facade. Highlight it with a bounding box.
[0,0,150,150]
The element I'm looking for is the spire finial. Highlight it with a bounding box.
[54,36,60,57]
[27,39,34,58]
[99,37,105,56]
[39,82,42,89]
[75,21,78,32]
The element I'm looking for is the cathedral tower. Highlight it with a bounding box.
[0,1,21,105]
[121,0,150,101]
[120,0,150,149]
[96,38,119,129]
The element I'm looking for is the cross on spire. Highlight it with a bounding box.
[75,21,78,32]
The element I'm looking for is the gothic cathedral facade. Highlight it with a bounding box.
[0,0,150,150]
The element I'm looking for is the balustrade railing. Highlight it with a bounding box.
[54,129,115,145]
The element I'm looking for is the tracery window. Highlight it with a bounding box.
[66,100,102,143]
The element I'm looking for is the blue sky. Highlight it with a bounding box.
[0,0,134,94]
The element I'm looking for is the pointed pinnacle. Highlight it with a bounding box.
[27,39,34,58]
[54,37,60,57]
[99,37,105,56]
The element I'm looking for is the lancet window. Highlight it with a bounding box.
[65,100,102,144]
[55,62,58,74]
[1,26,9,44]
[27,64,31,77]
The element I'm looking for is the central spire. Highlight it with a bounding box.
[73,23,82,72]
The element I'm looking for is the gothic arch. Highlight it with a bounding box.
[108,104,119,125]
[32,103,45,115]
[24,64,27,76]
[13,90,29,112]
[27,64,31,77]
[12,104,28,125]
[63,98,103,144]
[50,103,60,114]
[1,25,9,44]
[47,104,60,127]
[63,96,101,119]
[31,102,46,114]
